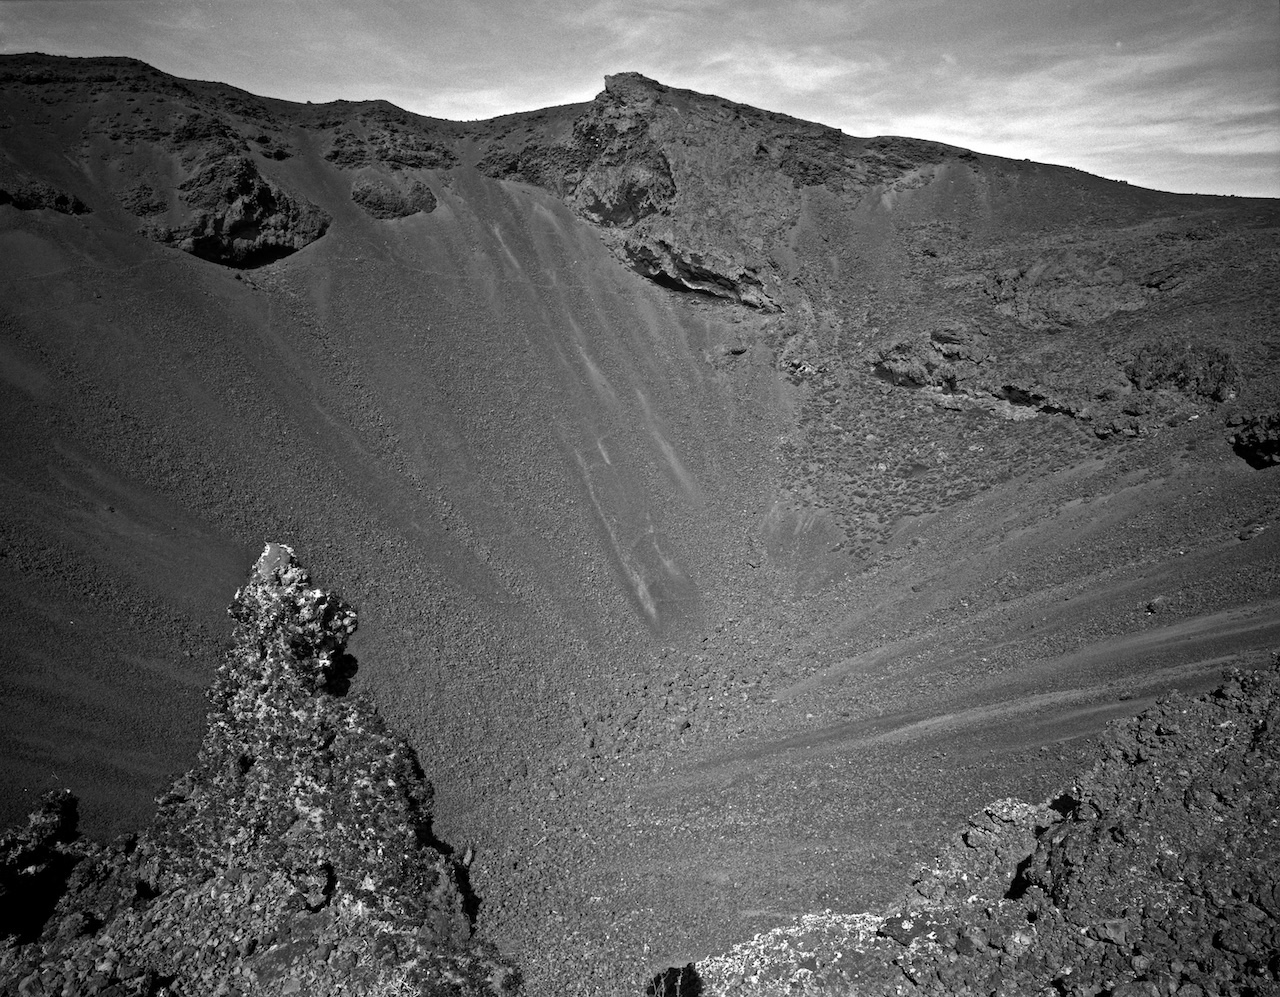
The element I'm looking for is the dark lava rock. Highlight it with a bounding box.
[1125,340,1239,403]
[350,175,437,219]
[322,107,456,172]
[478,71,844,311]
[146,154,329,267]
[1229,409,1280,469]
[0,544,516,996]
[984,255,1150,330]
[0,164,89,214]
[0,790,81,943]
[116,182,169,217]
[693,661,1280,995]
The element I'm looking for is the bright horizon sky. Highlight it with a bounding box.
[2,0,1277,197]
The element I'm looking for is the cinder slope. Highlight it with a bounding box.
[0,56,781,836]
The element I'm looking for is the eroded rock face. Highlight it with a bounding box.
[0,791,80,944]
[692,663,1280,995]
[868,320,1249,437]
[1228,409,1280,468]
[483,73,962,312]
[625,237,775,310]
[873,324,994,392]
[984,256,1151,330]
[350,175,437,219]
[0,164,89,214]
[147,153,330,267]
[478,74,977,313]
[321,104,457,172]
[0,544,515,997]
[481,72,963,311]
[66,99,332,267]
[871,326,1096,424]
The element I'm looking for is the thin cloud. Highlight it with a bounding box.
[805,5,1279,195]
[0,0,1274,195]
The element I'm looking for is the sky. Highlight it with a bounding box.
[2,0,1277,197]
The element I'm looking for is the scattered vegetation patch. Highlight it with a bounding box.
[148,154,329,267]
[1125,340,1239,402]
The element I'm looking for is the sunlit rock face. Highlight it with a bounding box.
[0,545,516,997]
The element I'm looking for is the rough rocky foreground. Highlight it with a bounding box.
[0,545,515,997]
[659,663,1280,997]
[4,548,1277,997]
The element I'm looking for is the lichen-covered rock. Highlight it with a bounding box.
[0,544,518,997]
[692,661,1280,996]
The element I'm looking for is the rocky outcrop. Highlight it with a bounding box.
[321,105,456,172]
[0,791,81,944]
[68,101,331,266]
[872,324,994,392]
[0,164,89,214]
[688,662,1280,996]
[479,73,961,312]
[1125,341,1238,403]
[350,175,437,219]
[625,238,775,309]
[478,72,765,306]
[481,74,968,313]
[984,256,1151,330]
[0,544,516,997]
[1228,409,1280,469]
[147,153,329,267]
[871,325,1094,423]
[869,323,1247,438]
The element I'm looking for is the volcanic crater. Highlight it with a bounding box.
[1,55,1278,996]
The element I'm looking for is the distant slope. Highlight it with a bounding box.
[1,54,1278,996]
